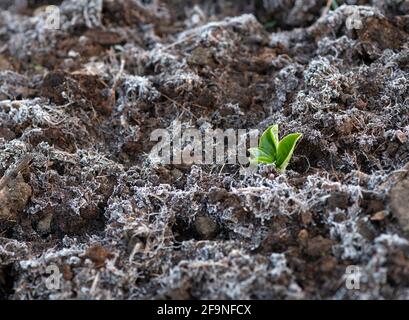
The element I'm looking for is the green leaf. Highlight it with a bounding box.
[276,133,302,172]
[248,124,303,172]
[258,125,279,158]
[248,147,274,164]
[269,124,279,151]
[250,157,274,165]
[330,0,339,10]
[264,20,277,29]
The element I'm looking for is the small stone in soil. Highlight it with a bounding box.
[389,176,409,233]
[194,215,219,240]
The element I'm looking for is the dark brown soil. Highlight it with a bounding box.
[1,0,409,299]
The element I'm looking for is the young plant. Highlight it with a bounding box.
[330,0,339,11]
[249,124,302,172]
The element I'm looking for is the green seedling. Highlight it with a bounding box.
[249,124,302,172]
[330,0,339,10]
[264,19,277,29]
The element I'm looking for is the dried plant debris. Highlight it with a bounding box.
[0,0,409,300]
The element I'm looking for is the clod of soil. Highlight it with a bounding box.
[1,0,409,300]
[389,175,409,233]
[0,174,32,233]
[194,215,219,240]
